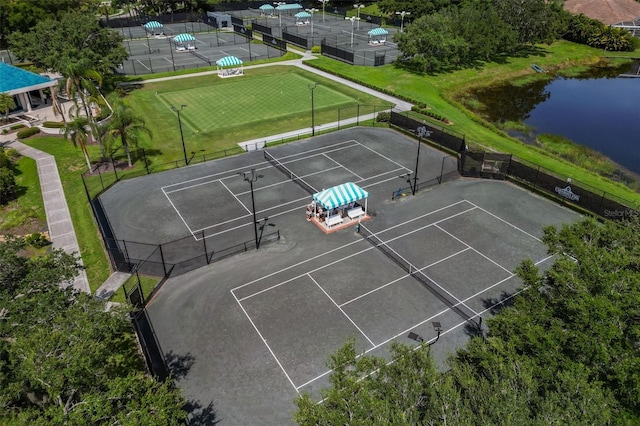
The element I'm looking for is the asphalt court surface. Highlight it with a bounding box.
[230,198,553,392]
[161,138,411,240]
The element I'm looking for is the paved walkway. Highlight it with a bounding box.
[2,139,90,293]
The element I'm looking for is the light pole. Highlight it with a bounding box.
[239,169,262,249]
[308,83,317,136]
[306,8,318,36]
[413,123,431,195]
[171,104,188,166]
[274,2,286,27]
[345,16,359,47]
[395,10,410,33]
[318,0,328,22]
[354,4,365,30]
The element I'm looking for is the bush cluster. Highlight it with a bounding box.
[16,127,40,139]
[42,121,65,128]
[10,123,25,130]
[25,232,50,248]
[411,105,449,123]
[0,148,17,205]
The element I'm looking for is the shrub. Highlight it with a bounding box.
[311,45,321,54]
[376,111,391,122]
[0,167,17,205]
[16,127,40,139]
[25,232,50,248]
[9,123,25,130]
[42,121,65,128]
[1,129,7,135]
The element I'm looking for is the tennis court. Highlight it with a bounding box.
[100,127,583,424]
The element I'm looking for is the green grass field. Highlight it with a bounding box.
[126,66,391,162]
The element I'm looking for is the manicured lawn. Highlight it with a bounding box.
[125,65,391,162]
[307,41,640,206]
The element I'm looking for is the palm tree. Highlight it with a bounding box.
[0,93,16,122]
[60,58,103,122]
[107,98,151,167]
[63,116,92,170]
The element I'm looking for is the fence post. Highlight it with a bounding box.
[356,104,360,125]
[534,165,540,188]
[143,148,150,174]
[157,244,169,277]
[111,155,119,181]
[202,230,210,264]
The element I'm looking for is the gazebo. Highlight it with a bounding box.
[259,4,274,16]
[216,56,243,78]
[143,20,164,35]
[368,27,388,45]
[311,182,369,229]
[173,33,196,51]
[295,11,311,25]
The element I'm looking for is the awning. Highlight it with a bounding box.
[313,183,369,210]
[275,4,303,11]
[295,11,311,18]
[144,21,163,29]
[259,4,274,10]
[216,56,243,67]
[173,33,195,43]
[368,27,388,36]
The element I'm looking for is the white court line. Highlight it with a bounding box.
[220,179,251,215]
[136,59,151,71]
[354,140,411,172]
[467,201,542,242]
[161,187,196,237]
[339,247,471,307]
[231,200,473,293]
[322,153,363,181]
[231,291,298,392]
[434,224,513,275]
[308,274,375,347]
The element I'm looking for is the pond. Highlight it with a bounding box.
[471,62,640,175]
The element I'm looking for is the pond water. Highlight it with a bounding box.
[472,62,640,174]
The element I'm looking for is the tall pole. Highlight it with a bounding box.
[306,8,318,37]
[319,0,328,22]
[240,170,261,249]
[345,16,359,47]
[354,4,364,30]
[395,11,410,33]
[309,83,317,136]
[413,123,429,195]
[274,2,285,27]
[171,104,188,166]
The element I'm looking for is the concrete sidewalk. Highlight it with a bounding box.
[3,138,90,293]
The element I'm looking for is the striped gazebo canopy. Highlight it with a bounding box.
[144,21,163,29]
[295,11,311,18]
[275,3,303,10]
[313,183,369,210]
[259,4,274,10]
[173,33,195,43]
[368,27,388,36]
[216,56,243,67]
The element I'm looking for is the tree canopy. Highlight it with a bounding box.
[296,217,640,424]
[0,238,188,424]
[8,10,127,77]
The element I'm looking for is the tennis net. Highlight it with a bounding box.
[359,224,481,330]
[264,151,317,195]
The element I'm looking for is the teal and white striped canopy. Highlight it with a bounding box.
[144,21,163,30]
[259,4,274,10]
[313,183,369,210]
[173,33,195,43]
[275,3,303,10]
[295,11,311,18]
[216,56,243,67]
[368,27,388,36]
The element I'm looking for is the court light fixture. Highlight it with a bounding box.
[239,169,263,249]
[306,8,318,36]
[412,122,431,195]
[170,104,188,166]
[318,0,329,22]
[345,16,360,47]
[395,10,410,33]
[274,2,286,27]
[354,4,365,30]
[308,83,318,136]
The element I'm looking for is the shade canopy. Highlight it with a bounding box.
[173,33,195,43]
[216,56,243,67]
[313,183,369,210]
[259,4,274,10]
[144,21,163,29]
[368,27,388,36]
[295,11,311,18]
[275,3,303,10]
